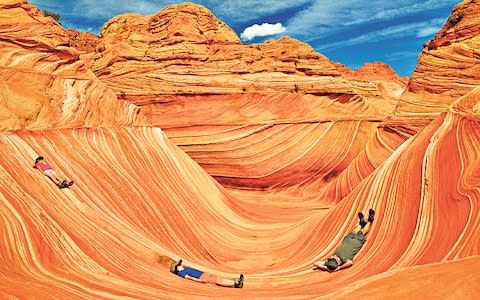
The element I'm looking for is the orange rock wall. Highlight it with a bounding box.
[0,110,479,299]
[1,0,479,299]
[399,0,480,115]
[0,0,146,130]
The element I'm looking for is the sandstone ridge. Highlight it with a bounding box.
[398,0,480,115]
[0,0,146,130]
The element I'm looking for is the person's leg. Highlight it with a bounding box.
[49,175,63,185]
[359,222,371,235]
[215,278,236,287]
[217,274,243,288]
[352,223,362,233]
[200,273,218,285]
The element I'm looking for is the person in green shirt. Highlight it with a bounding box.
[314,209,375,272]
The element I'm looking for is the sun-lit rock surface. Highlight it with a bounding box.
[334,61,408,98]
[398,0,480,115]
[1,98,479,299]
[1,0,479,299]
[0,0,146,130]
[81,2,408,128]
[66,29,100,54]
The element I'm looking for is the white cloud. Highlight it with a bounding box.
[415,18,446,37]
[316,18,445,51]
[240,23,287,41]
[385,51,419,61]
[205,0,312,22]
[416,26,440,38]
[285,0,457,41]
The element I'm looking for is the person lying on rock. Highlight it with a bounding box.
[34,156,74,189]
[170,259,244,288]
[314,209,375,272]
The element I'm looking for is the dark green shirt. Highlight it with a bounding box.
[334,232,366,262]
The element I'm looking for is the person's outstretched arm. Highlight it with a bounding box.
[184,275,204,282]
[335,260,353,271]
[314,261,330,271]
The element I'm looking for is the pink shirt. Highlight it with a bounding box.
[36,162,54,172]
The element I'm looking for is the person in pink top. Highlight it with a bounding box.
[34,156,73,188]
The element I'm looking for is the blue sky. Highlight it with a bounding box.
[29,0,460,76]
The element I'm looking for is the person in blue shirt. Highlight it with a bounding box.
[170,259,244,288]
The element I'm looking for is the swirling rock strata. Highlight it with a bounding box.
[0,0,146,130]
[334,61,408,98]
[82,2,408,127]
[398,0,480,115]
[0,102,479,299]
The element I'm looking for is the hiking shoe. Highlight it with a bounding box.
[368,208,375,223]
[234,274,244,288]
[68,180,74,187]
[358,212,367,227]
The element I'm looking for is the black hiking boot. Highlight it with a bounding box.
[174,259,182,273]
[368,208,375,223]
[57,181,68,189]
[358,212,367,228]
[234,274,244,288]
[68,180,74,187]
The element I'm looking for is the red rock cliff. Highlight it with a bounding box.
[398,0,480,115]
[0,0,146,130]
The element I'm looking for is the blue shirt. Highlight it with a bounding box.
[177,267,204,279]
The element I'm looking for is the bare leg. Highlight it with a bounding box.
[352,221,371,235]
[359,222,371,235]
[216,279,236,287]
[352,223,362,233]
[47,175,63,185]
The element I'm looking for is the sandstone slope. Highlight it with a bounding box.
[0,0,146,130]
[1,0,479,299]
[398,0,480,115]
[1,90,480,298]
[334,61,408,98]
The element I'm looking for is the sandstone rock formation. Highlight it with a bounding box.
[1,0,479,299]
[81,3,403,128]
[334,61,408,98]
[1,95,479,298]
[0,0,146,130]
[398,0,480,115]
[66,29,100,54]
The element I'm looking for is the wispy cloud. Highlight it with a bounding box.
[240,23,287,41]
[416,26,441,38]
[316,18,445,51]
[203,0,313,23]
[384,50,419,61]
[285,0,456,41]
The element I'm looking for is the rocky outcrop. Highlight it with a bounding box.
[398,0,480,115]
[1,98,479,298]
[0,0,146,130]
[334,62,407,98]
[2,1,479,299]
[66,29,100,54]
[82,2,404,127]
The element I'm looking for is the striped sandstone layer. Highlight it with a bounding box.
[0,0,146,131]
[398,0,480,115]
[0,0,479,299]
[84,3,402,127]
[0,92,479,298]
